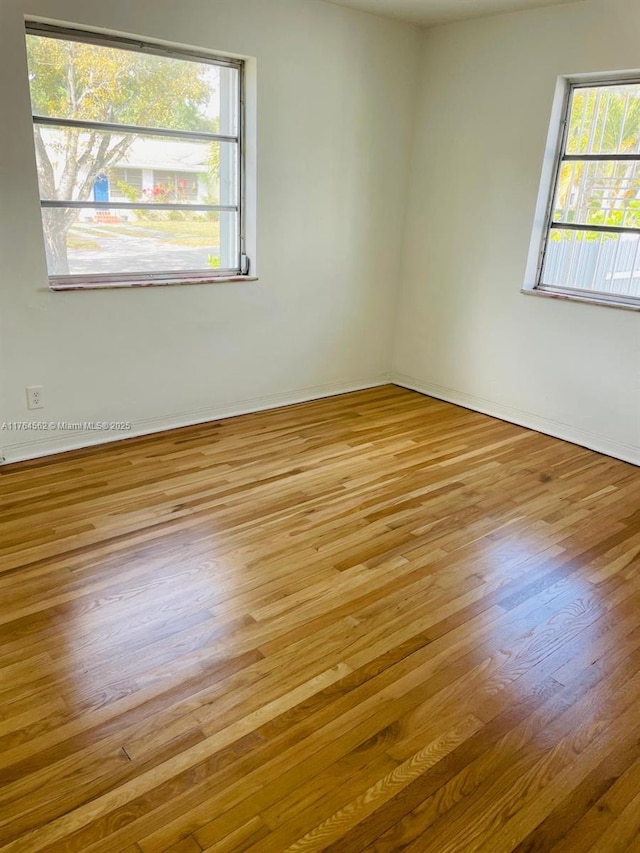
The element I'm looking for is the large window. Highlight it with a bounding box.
[537,79,640,308]
[25,23,245,288]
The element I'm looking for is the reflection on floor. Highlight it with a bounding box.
[1,385,639,852]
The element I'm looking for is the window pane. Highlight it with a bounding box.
[542,229,640,297]
[26,29,243,284]
[566,84,640,156]
[26,34,239,136]
[109,168,143,199]
[33,127,239,206]
[553,160,640,229]
[42,208,240,277]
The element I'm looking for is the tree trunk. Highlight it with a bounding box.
[42,209,71,275]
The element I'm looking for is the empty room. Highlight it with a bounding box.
[1,0,639,850]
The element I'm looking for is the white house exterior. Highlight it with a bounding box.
[38,128,213,220]
[105,137,211,214]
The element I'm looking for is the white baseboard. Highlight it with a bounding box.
[392,371,640,467]
[1,375,391,464]
[5,372,637,467]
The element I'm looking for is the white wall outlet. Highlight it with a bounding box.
[26,386,44,410]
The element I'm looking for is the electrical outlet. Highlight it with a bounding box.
[27,386,44,410]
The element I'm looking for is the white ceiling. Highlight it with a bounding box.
[326,0,581,27]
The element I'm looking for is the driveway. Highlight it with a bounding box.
[68,224,219,273]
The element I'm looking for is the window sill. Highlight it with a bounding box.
[521,287,640,313]
[49,275,259,292]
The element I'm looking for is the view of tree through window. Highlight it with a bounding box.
[539,81,640,304]
[26,26,242,284]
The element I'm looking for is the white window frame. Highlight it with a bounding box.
[527,74,640,311]
[26,21,249,290]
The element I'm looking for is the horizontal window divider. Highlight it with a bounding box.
[41,200,238,212]
[33,115,239,145]
[550,221,640,235]
[563,153,640,162]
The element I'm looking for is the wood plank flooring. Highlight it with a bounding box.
[0,385,639,852]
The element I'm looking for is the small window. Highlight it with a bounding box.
[109,169,143,202]
[536,79,640,308]
[25,23,245,288]
[152,171,202,203]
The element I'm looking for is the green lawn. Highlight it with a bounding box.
[79,220,220,248]
[67,233,101,250]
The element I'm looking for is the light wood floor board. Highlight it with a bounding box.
[0,385,639,852]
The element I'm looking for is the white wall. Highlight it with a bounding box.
[0,0,420,462]
[3,0,639,467]
[393,0,640,465]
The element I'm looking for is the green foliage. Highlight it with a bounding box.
[27,35,215,131]
[133,209,161,221]
[112,179,140,203]
[567,87,640,156]
[552,85,640,250]
[206,138,221,204]
[207,254,221,268]
[549,229,612,243]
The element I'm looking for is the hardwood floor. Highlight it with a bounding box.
[1,384,639,852]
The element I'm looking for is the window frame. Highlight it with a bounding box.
[534,75,640,310]
[25,21,248,290]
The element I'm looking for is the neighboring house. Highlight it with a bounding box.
[38,129,212,222]
[92,137,210,221]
